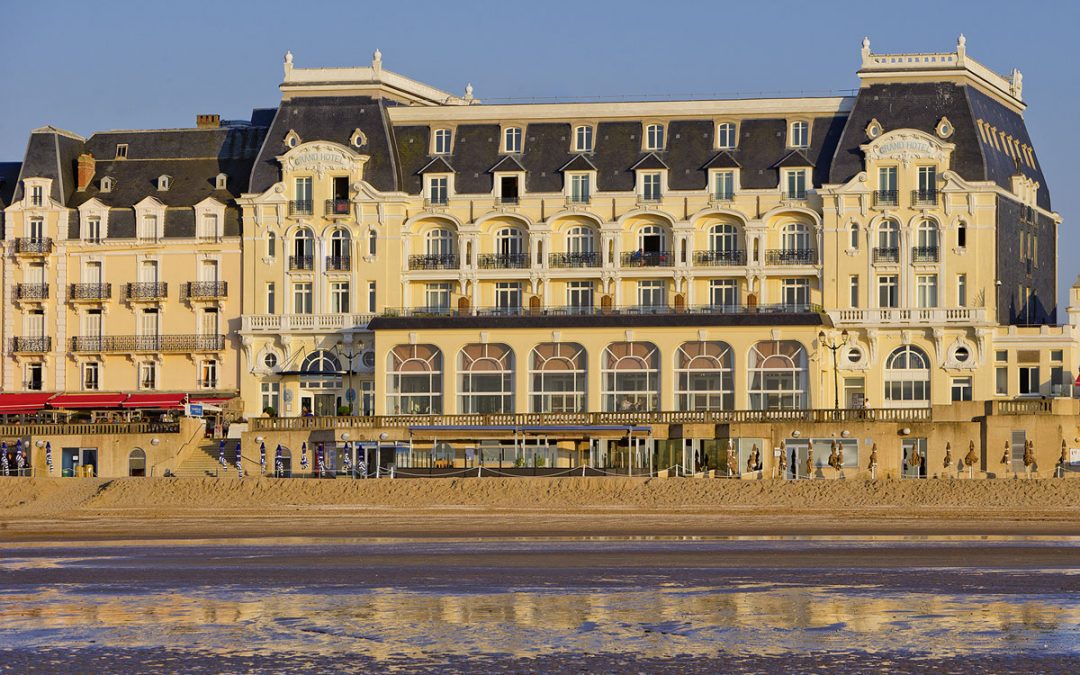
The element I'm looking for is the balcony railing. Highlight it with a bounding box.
[15,238,52,254]
[186,281,228,299]
[0,422,181,435]
[620,251,674,268]
[70,283,112,300]
[15,283,49,300]
[289,200,313,216]
[565,195,591,206]
[325,199,351,216]
[781,190,808,201]
[409,254,459,270]
[911,246,939,263]
[71,334,226,353]
[424,197,449,208]
[711,191,734,202]
[494,196,519,206]
[872,247,900,263]
[694,249,745,266]
[384,302,821,320]
[873,190,899,207]
[548,252,601,268]
[996,399,1054,415]
[241,313,375,333]
[765,249,816,265]
[199,379,219,389]
[477,253,530,269]
[289,255,314,271]
[829,307,986,326]
[126,282,168,300]
[911,189,938,206]
[326,256,351,271]
[9,336,52,353]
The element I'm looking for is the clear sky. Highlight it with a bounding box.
[2,0,1076,310]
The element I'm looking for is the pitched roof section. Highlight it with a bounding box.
[0,162,21,207]
[629,152,669,171]
[773,150,816,168]
[701,151,741,169]
[417,156,455,174]
[489,154,527,173]
[559,154,597,172]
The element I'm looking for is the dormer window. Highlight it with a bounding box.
[115,144,128,159]
[503,127,522,154]
[284,130,300,148]
[350,128,367,148]
[645,124,665,151]
[789,121,809,148]
[433,128,452,155]
[30,185,44,207]
[574,125,593,152]
[100,177,114,193]
[716,122,737,149]
[215,173,228,190]
[157,175,171,191]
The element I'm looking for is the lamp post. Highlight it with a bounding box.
[333,342,361,415]
[818,329,849,411]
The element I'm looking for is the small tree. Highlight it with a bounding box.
[263,406,277,418]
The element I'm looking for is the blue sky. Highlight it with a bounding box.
[2,0,1076,308]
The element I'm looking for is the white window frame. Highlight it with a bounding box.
[676,341,734,411]
[566,281,594,311]
[530,342,587,413]
[916,274,938,309]
[424,282,453,312]
[602,342,660,412]
[502,126,523,154]
[139,361,157,390]
[330,281,351,314]
[574,125,594,152]
[789,120,810,148]
[716,122,737,149]
[426,175,451,205]
[783,169,808,199]
[82,361,100,391]
[566,172,593,203]
[644,123,665,151]
[292,282,313,314]
[710,170,736,201]
[432,128,453,155]
[458,343,515,414]
[709,279,739,309]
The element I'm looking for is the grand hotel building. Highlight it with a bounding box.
[2,38,1078,477]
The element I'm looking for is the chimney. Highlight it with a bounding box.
[196,114,221,129]
[77,153,96,191]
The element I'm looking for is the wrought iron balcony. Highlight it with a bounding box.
[477,253,529,269]
[289,200,313,216]
[911,246,940,263]
[126,282,168,300]
[548,252,601,268]
[409,254,458,270]
[186,281,228,299]
[874,190,899,207]
[15,283,49,300]
[873,247,900,263]
[69,283,112,300]
[621,251,674,268]
[765,249,816,265]
[15,238,52,254]
[10,336,51,353]
[694,249,745,266]
[911,189,938,207]
[289,255,314,271]
[325,199,351,216]
[71,334,226,353]
[326,255,351,271]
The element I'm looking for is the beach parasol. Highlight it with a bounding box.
[1,441,8,476]
[747,444,759,473]
[805,445,813,479]
[235,441,243,479]
[1060,440,1068,478]
[300,442,309,471]
[828,440,840,470]
[317,443,326,478]
[964,440,978,478]
[260,442,267,475]
[777,440,788,477]
[45,441,54,475]
[868,443,878,479]
[15,440,25,475]
[1023,440,1035,475]
[275,444,284,477]
[837,441,844,470]
[342,442,352,476]
[943,442,952,470]
[219,439,227,472]
[1001,439,1010,471]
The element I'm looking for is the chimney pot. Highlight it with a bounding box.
[76,153,96,191]
[197,114,221,129]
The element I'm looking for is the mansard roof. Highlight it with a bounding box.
[701,151,741,169]
[559,154,597,172]
[489,154,527,173]
[773,149,816,168]
[629,152,669,171]
[417,156,455,174]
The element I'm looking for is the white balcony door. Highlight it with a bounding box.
[26,311,45,337]
[140,310,159,337]
[82,261,102,284]
[140,260,159,283]
[200,309,219,336]
[200,260,219,283]
[27,263,45,284]
[82,311,102,338]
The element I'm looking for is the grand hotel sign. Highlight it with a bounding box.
[278,142,368,178]
[861,130,954,168]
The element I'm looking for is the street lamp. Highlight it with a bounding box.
[332,343,362,415]
[819,329,849,411]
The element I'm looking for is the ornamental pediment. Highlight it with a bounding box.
[277,141,368,178]
[859,129,954,168]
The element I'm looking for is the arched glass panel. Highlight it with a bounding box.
[458,343,515,414]
[781,223,809,251]
[387,344,443,414]
[884,345,931,406]
[530,343,587,413]
[709,224,738,252]
[676,341,734,411]
[602,342,659,412]
[748,340,808,410]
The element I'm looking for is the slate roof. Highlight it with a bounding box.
[489,155,527,173]
[701,152,740,169]
[629,152,669,171]
[417,156,455,174]
[773,150,815,168]
[559,155,597,172]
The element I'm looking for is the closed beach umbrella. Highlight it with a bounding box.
[805,445,813,478]
[868,443,878,470]
[300,442,309,470]
[828,440,840,470]
[235,441,243,479]
[726,439,736,477]
[342,442,352,473]
[1023,440,1035,471]
[1001,439,1010,467]
[275,444,283,477]
[778,440,788,476]
[45,441,54,474]
[964,440,978,468]
[15,441,25,474]
[1,441,8,476]
[317,443,325,478]
[837,442,844,468]
[259,442,267,475]
[943,442,952,469]
[219,439,227,470]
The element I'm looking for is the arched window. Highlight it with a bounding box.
[781,222,810,252]
[676,341,734,411]
[301,350,342,374]
[293,227,314,267]
[566,226,596,254]
[790,121,809,147]
[602,342,659,412]
[877,219,899,250]
[530,343,587,413]
[849,222,860,250]
[368,229,377,256]
[128,448,146,477]
[748,340,808,410]
[716,122,736,149]
[709,224,739,253]
[426,227,456,261]
[458,343,514,414]
[495,227,525,265]
[267,231,277,258]
[884,345,931,406]
[916,219,939,249]
[645,124,665,150]
[957,221,967,249]
[638,225,668,253]
[388,344,442,415]
[329,228,351,263]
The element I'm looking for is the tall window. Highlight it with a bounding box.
[781,222,809,251]
[781,278,810,309]
[645,124,664,150]
[713,171,734,200]
[637,280,667,309]
[530,343,587,413]
[849,222,860,249]
[261,382,280,413]
[433,128,452,154]
[200,360,218,388]
[368,281,377,313]
[716,122,736,149]
[917,166,937,194]
[83,362,100,391]
[789,121,809,147]
[29,217,44,241]
[266,282,276,314]
[428,177,448,205]
[330,282,351,313]
[139,362,157,390]
[957,274,967,307]
[458,343,515,414]
[503,127,522,153]
[602,342,660,412]
[26,363,44,391]
[200,308,219,336]
[494,282,521,314]
[957,222,967,249]
[642,173,662,201]
[749,340,808,410]
[424,282,453,312]
[138,214,158,241]
[198,213,219,240]
[426,228,456,257]
[878,166,897,193]
[267,232,277,258]
[878,275,899,308]
[676,341,734,411]
[569,174,591,203]
[709,279,738,309]
[495,228,524,257]
[916,275,938,308]
[709,224,738,252]
[566,226,596,256]
[294,177,313,211]
[566,281,594,312]
[368,229,377,256]
[951,377,973,402]
[86,217,102,243]
[31,185,44,207]
[884,345,931,406]
[784,170,807,199]
[292,228,314,266]
[574,125,593,152]
[916,219,939,249]
[293,282,313,314]
[849,275,860,308]
[330,228,351,263]
[877,219,899,250]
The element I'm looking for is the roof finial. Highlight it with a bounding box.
[372,48,382,74]
[1011,68,1023,99]
[958,33,966,48]
[284,51,294,78]
[956,34,967,65]
[464,83,474,102]
[285,50,293,65]
[860,36,871,64]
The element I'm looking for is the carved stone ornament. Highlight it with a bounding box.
[860,130,955,169]
[277,141,368,179]
[865,118,883,140]
[935,116,954,139]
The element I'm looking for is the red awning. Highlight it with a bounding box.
[0,392,55,414]
[121,393,187,409]
[47,393,128,409]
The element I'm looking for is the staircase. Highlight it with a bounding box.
[173,442,237,478]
